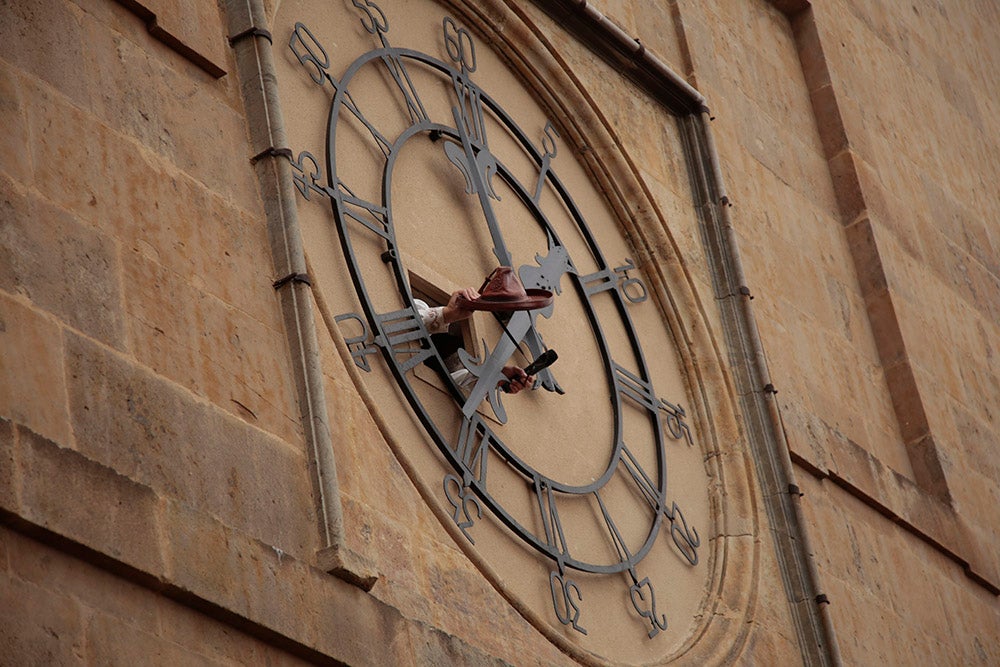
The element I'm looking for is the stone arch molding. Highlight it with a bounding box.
[276,0,761,662]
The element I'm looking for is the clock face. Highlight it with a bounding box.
[280,1,720,661]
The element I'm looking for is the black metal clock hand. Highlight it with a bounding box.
[448,106,566,396]
[459,310,533,423]
[450,106,511,267]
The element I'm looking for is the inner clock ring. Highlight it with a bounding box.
[323,49,641,495]
[384,122,625,493]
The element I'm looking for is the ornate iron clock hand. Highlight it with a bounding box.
[457,310,532,424]
[445,107,568,394]
[448,105,510,267]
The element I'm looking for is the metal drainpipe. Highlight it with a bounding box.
[700,114,842,666]
[224,0,377,589]
[552,0,841,663]
[574,0,707,110]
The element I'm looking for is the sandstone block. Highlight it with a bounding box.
[827,149,866,224]
[321,370,419,528]
[864,288,910,372]
[0,0,91,109]
[743,618,801,667]
[950,404,1000,483]
[3,523,161,632]
[0,292,72,446]
[0,569,85,664]
[716,533,757,614]
[808,83,847,161]
[844,217,887,296]
[782,402,833,474]
[16,426,166,578]
[159,498,372,661]
[0,63,30,185]
[953,468,1000,542]
[0,175,126,349]
[65,331,316,554]
[156,587,318,667]
[85,608,217,665]
[791,8,831,90]
[159,498,256,618]
[79,9,245,205]
[879,361,926,449]
[0,418,14,513]
[123,250,301,446]
[310,572,417,667]
[24,76,107,224]
[410,624,513,667]
[115,0,228,77]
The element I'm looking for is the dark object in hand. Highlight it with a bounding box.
[500,350,558,393]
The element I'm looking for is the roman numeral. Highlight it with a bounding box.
[335,182,393,242]
[454,414,496,488]
[579,266,618,298]
[620,444,665,514]
[534,478,569,559]
[594,490,633,564]
[453,79,489,148]
[340,91,394,157]
[372,308,434,373]
[379,52,429,126]
[613,363,660,414]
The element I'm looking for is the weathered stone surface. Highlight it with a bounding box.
[79,8,252,202]
[23,74,108,226]
[0,0,998,664]
[0,567,85,664]
[0,174,126,348]
[1,525,321,666]
[15,425,166,578]
[123,248,301,445]
[4,521,161,632]
[0,417,15,512]
[64,331,317,557]
[0,292,72,446]
[84,610,223,665]
[0,63,30,185]
[0,0,91,110]
[112,0,229,78]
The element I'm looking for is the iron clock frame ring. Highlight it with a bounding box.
[326,46,672,576]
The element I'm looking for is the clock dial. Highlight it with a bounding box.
[282,3,715,661]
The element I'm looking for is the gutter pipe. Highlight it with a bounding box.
[224,0,377,590]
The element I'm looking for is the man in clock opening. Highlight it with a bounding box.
[415,287,535,395]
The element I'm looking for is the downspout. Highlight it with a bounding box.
[224,0,377,590]
[699,114,842,666]
[531,0,841,663]
[573,0,708,112]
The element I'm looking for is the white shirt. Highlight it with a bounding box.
[414,299,474,390]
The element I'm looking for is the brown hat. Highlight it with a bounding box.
[456,267,554,312]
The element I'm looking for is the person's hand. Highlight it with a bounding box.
[501,365,535,394]
[442,287,480,324]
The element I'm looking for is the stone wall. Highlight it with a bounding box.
[1,0,997,665]
[653,0,1000,663]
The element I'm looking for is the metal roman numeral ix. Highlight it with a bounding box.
[536,479,587,635]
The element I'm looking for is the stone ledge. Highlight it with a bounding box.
[0,418,509,664]
[316,543,379,592]
[114,0,227,78]
[787,417,1000,595]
